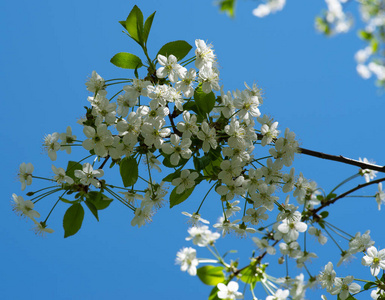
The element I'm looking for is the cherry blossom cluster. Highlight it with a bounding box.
[12,6,385,299]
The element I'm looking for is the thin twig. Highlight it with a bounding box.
[309,177,385,216]
[255,132,385,173]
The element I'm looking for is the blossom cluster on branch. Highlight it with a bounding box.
[12,5,385,300]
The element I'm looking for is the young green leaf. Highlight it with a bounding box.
[120,156,139,187]
[371,38,379,53]
[194,86,216,116]
[125,5,144,44]
[110,52,143,69]
[162,153,189,168]
[85,200,99,221]
[182,101,199,115]
[157,40,192,61]
[63,203,85,238]
[65,161,83,181]
[118,20,126,29]
[193,155,212,172]
[59,197,80,204]
[218,0,236,18]
[170,186,194,208]
[337,295,358,300]
[197,266,225,286]
[358,30,373,41]
[203,156,223,178]
[162,170,181,182]
[239,266,260,288]
[363,281,376,290]
[86,191,113,210]
[143,11,156,45]
[208,286,221,300]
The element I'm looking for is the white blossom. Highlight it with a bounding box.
[197,121,217,152]
[59,126,76,154]
[162,134,192,166]
[362,246,385,276]
[11,193,40,219]
[375,182,385,210]
[176,247,199,276]
[85,71,105,93]
[74,163,104,188]
[52,165,74,185]
[156,54,185,83]
[330,276,361,300]
[43,132,60,161]
[172,170,199,194]
[18,162,34,191]
[319,262,336,292]
[217,281,243,299]
[186,226,220,247]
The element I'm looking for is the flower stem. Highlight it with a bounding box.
[43,190,67,223]
[196,183,216,214]
[329,173,361,194]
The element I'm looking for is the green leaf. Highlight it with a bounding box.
[194,86,216,116]
[162,171,181,183]
[363,281,377,290]
[119,20,126,29]
[315,17,331,36]
[208,147,222,160]
[222,250,237,258]
[59,197,79,204]
[320,211,329,219]
[337,295,358,300]
[197,266,225,286]
[218,0,236,17]
[203,155,223,178]
[182,101,199,116]
[86,191,113,210]
[125,5,144,44]
[161,151,189,168]
[65,161,83,181]
[208,286,220,300]
[371,38,379,53]
[193,155,210,171]
[170,186,194,208]
[239,265,260,288]
[359,29,373,41]
[85,200,99,221]
[110,52,143,69]
[120,156,139,187]
[143,11,156,45]
[319,221,325,229]
[157,40,192,61]
[63,203,85,238]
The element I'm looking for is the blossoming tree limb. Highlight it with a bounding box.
[12,5,385,300]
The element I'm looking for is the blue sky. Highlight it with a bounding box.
[1,1,384,299]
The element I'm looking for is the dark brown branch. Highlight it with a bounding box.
[309,177,385,218]
[167,104,182,136]
[99,155,110,169]
[298,147,385,173]
[256,132,384,173]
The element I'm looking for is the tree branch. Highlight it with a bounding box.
[298,147,385,173]
[309,177,385,217]
[256,132,384,172]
